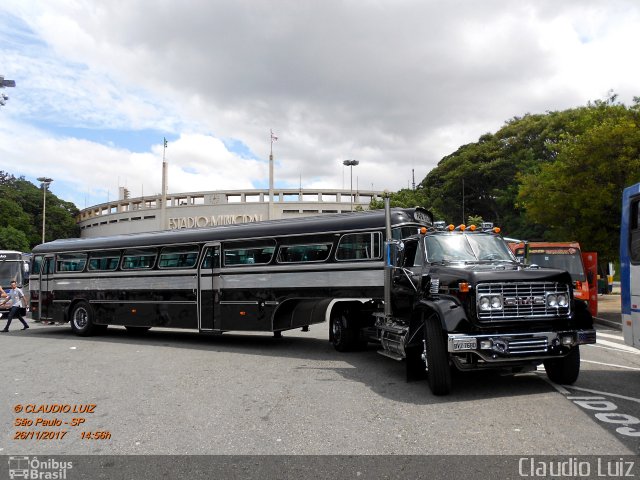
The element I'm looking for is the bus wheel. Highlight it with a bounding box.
[125,326,151,335]
[544,346,580,384]
[424,314,452,395]
[70,301,99,337]
[330,310,357,352]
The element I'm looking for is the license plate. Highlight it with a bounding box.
[453,339,477,351]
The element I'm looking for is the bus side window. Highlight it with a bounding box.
[158,246,199,269]
[31,255,43,275]
[202,247,220,269]
[336,232,382,261]
[56,253,88,272]
[43,257,54,275]
[88,251,120,271]
[631,199,640,262]
[223,241,276,266]
[122,249,157,270]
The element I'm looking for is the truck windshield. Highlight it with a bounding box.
[424,233,515,263]
[525,249,586,282]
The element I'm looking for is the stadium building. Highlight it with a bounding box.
[77,187,383,238]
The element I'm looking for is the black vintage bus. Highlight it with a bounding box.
[29,208,431,337]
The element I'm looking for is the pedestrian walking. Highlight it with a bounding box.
[1,281,29,332]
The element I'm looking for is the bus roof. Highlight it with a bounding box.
[0,250,23,259]
[32,208,432,254]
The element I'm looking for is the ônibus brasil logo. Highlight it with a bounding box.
[8,456,73,479]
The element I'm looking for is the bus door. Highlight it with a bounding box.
[39,255,55,321]
[198,243,221,331]
[582,251,598,317]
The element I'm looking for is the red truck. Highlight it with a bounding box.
[509,242,598,317]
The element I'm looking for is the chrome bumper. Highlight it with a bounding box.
[447,329,596,361]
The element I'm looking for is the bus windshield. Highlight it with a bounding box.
[0,260,23,288]
[524,248,586,282]
[424,234,515,263]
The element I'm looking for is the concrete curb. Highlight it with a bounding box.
[594,316,622,331]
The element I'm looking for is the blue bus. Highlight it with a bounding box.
[621,183,640,348]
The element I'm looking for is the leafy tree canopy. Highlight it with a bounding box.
[0,226,30,252]
[0,172,80,251]
[518,97,640,261]
[415,94,640,263]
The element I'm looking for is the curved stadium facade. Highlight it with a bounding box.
[77,188,383,238]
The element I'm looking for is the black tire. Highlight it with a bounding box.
[70,301,99,337]
[544,346,580,384]
[424,314,452,395]
[330,310,359,352]
[125,326,151,335]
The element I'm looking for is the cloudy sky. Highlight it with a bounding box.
[1,1,639,209]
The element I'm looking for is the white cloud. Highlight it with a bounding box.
[1,0,639,207]
[0,119,267,207]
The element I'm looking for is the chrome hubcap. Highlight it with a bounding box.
[73,307,88,329]
[332,317,343,343]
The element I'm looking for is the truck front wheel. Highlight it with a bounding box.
[424,314,452,395]
[544,346,580,384]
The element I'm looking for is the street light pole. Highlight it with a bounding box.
[37,177,53,243]
[342,160,359,211]
[0,75,16,107]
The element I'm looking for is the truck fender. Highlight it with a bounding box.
[416,298,468,332]
[572,299,594,329]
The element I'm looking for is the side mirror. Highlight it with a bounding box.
[587,270,594,283]
[385,240,403,269]
[420,274,431,291]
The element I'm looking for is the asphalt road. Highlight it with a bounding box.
[1,320,638,460]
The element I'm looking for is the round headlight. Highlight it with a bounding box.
[490,296,502,309]
[479,297,491,310]
[547,294,558,307]
[557,294,568,307]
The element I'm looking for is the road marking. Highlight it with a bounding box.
[581,359,640,371]
[567,386,640,405]
[597,331,624,341]
[597,339,640,355]
[540,376,570,394]
[564,387,640,438]
[588,344,640,355]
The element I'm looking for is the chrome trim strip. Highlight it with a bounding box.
[447,329,596,361]
[87,300,196,305]
[220,301,260,305]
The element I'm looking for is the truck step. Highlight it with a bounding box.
[377,350,404,361]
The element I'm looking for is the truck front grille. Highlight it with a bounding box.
[476,282,571,321]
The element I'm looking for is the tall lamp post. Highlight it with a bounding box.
[37,177,53,243]
[0,75,16,107]
[342,159,359,211]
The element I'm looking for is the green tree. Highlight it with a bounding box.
[369,188,429,210]
[0,226,30,251]
[0,171,80,249]
[467,215,484,227]
[518,98,640,263]
[420,109,587,237]
[418,95,640,246]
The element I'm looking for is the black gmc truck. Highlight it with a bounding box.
[330,204,596,396]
